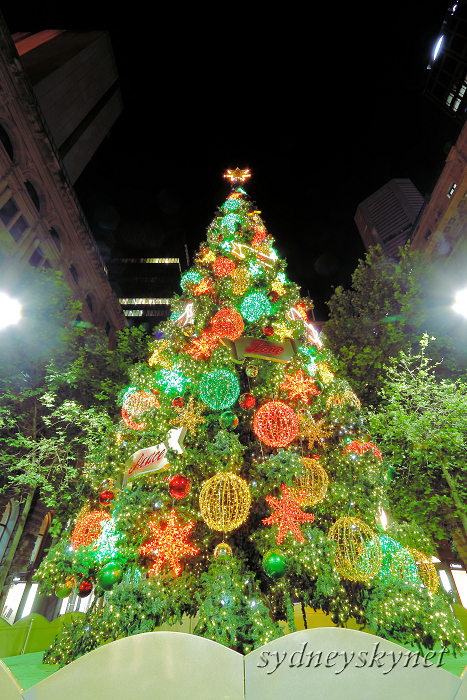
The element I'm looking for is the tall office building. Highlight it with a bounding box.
[354,179,425,258]
[425,1,467,124]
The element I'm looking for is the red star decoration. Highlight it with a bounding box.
[139,509,199,577]
[343,440,383,460]
[262,484,315,544]
[184,330,219,360]
[279,369,320,403]
[193,278,216,297]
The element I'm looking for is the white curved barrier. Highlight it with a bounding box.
[19,627,467,700]
[0,658,23,700]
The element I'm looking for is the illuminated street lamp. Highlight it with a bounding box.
[0,292,21,329]
[452,288,467,318]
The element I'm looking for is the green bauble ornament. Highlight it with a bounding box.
[55,585,71,599]
[263,550,287,579]
[219,410,239,429]
[98,561,124,590]
[199,369,240,410]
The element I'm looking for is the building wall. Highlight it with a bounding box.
[13,29,123,185]
[0,14,126,345]
[409,117,467,290]
[355,179,424,258]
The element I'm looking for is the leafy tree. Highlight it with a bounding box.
[325,245,466,406]
[367,335,467,544]
[0,265,150,597]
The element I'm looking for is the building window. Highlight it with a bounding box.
[0,123,14,160]
[0,197,29,242]
[49,227,61,251]
[29,512,51,567]
[86,295,93,312]
[0,500,19,563]
[105,321,111,336]
[448,183,458,198]
[69,264,79,284]
[24,181,40,213]
[28,242,45,268]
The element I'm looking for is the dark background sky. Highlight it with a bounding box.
[2,1,462,319]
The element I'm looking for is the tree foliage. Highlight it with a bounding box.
[325,245,467,406]
[367,336,467,542]
[0,266,151,529]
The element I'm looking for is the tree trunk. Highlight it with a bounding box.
[440,458,467,542]
[0,488,36,609]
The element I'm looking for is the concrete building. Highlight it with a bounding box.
[0,15,126,622]
[425,0,467,125]
[354,179,424,258]
[409,117,467,287]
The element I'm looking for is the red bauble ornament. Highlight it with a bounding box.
[253,401,299,447]
[99,490,114,506]
[239,393,256,409]
[168,474,192,500]
[213,257,236,277]
[211,308,244,341]
[263,325,274,336]
[172,396,185,408]
[77,579,93,598]
[71,510,111,549]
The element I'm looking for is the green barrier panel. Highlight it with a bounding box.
[0,612,86,658]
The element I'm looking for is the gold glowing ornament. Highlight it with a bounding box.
[316,363,334,384]
[223,168,252,185]
[273,322,294,343]
[147,339,173,370]
[170,397,206,435]
[199,472,251,533]
[328,516,382,582]
[408,548,440,594]
[298,414,332,448]
[290,457,329,506]
[230,266,251,295]
[270,277,286,296]
[326,389,361,410]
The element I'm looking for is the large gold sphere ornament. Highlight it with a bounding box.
[199,472,251,533]
[328,516,382,582]
[291,457,329,507]
[408,547,440,594]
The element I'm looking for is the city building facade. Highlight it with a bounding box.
[354,178,424,257]
[0,15,126,622]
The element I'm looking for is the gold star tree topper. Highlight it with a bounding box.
[223,168,252,185]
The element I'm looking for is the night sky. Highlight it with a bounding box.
[2,1,462,319]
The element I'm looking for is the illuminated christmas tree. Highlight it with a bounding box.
[39,169,464,665]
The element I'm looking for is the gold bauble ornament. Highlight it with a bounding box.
[290,457,329,506]
[199,472,251,533]
[408,547,440,594]
[328,516,382,582]
[214,542,233,559]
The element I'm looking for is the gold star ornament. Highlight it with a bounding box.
[148,340,172,370]
[223,168,251,184]
[298,414,332,448]
[170,397,207,435]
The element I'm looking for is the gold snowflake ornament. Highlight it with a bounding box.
[170,397,207,436]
